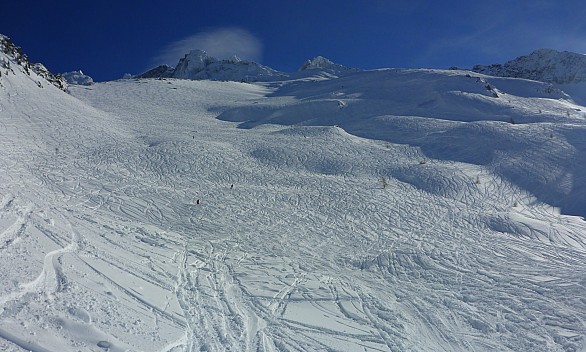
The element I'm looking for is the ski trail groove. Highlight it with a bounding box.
[0,203,32,249]
[171,243,268,351]
[0,224,78,311]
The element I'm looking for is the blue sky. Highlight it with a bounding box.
[4,0,586,81]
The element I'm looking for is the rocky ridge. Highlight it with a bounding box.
[0,34,67,91]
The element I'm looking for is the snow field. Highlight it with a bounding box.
[1,63,586,351]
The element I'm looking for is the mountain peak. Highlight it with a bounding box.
[472,48,586,84]
[297,56,359,77]
[137,49,286,82]
[174,50,216,77]
[299,56,335,71]
[226,55,242,63]
[185,49,213,63]
[531,48,561,56]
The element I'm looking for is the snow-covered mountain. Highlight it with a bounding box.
[61,70,94,86]
[136,51,358,82]
[0,34,67,91]
[2,36,586,352]
[136,49,288,82]
[298,55,359,75]
[473,48,586,84]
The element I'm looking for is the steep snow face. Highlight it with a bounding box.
[473,48,586,84]
[137,49,287,82]
[61,70,94,85]
[0,34,67,91]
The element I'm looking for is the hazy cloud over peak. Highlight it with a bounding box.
[152,28,263,67]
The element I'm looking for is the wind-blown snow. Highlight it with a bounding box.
[1,39,586,352]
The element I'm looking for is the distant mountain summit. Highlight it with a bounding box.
[299,56,333,70]
[136,50,287,82]
[299,56,358,74]
[61,70,94,85]
[0,34,67,91]
[472,49,586,84]
[136,51,357,82]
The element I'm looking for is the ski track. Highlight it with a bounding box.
[0,202,32,250]
[1,69,586,351]
[0,223,78,311]
[171,244,257,351]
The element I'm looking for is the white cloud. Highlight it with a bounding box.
[151,28,263,67]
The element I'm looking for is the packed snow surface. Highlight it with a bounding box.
[2,49,586,351]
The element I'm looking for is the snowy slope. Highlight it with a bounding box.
[219,69,586,217]
[1,38,586,352]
